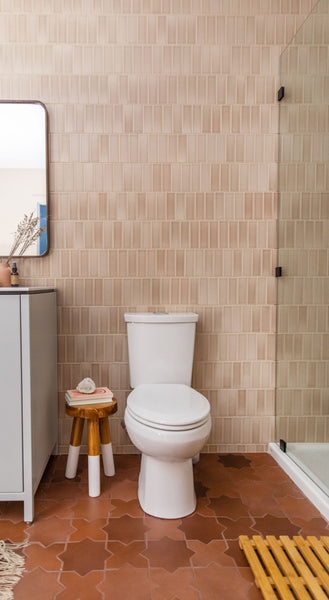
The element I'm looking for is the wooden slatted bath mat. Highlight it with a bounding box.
[239,535,329,600]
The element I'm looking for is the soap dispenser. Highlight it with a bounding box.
[11,262,19,287]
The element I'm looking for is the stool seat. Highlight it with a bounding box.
[65,399,117,497]
[65,401,117,420]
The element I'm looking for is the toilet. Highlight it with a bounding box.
[124,312,211,519]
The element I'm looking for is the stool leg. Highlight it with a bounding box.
[100,417,115,476]
[65,417,84,479]
[88,419,100,497]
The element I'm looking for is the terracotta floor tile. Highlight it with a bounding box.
[226,468,261,483]
[97,476,116,498]
[192,563,252,600]
[110,498,144,517]
[205,479,240,498]
[39,455,59,483]
[70,517,108,541]
[142,537,195,572]
[208,495,249,519]
[113,454,140,470]
[48,455,89,484]
[224,540,252,567]
[72,460,89,483]
[293,517,329,537]
[0,520,28,543]
[99,565,157,600]
[194,454,223,471]
[34,481,51,497]
[244,453,277,467]
[271,480,305,498]
[194,496,218,516]
[109,478,138,500]
[178,514,224,543]
[37,480,84,501]
[106,540,148,568]
[110,455,140,482]
[24,542,64,572]
[220,517,255,540]
[26,516,74,546]
[275,495,323,522]
[194,457,230,485]
[70,498,114,520]
[34,498,76,520]
[195,471,232,489]
[237,480,283,517]
[238,567,263,599]
[0,501,25,523]
[13,567,64,600]
[104,515,150,543]
[251,514,301,537]
[59,538,110,575]
[187,539,235,567]
[218,454,252,469]
[1,453,328,600]
[253,465,291,483]
[57,571,104,600]
[144,515,185,541]
[194,480,209,497]
[150,567,199,600]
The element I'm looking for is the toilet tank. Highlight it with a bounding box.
[124,312,198,388]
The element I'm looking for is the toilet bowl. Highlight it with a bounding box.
[124,383,211,518]
[124,312,212,519]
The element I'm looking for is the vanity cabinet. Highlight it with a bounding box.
[0,288,57,522]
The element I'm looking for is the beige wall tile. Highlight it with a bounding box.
[0,0,317,453]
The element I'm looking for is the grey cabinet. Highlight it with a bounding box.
[0,288,58,522]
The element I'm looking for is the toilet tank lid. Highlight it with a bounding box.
[124,312,199,323]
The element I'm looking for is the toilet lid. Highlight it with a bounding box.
[126,384,210,429]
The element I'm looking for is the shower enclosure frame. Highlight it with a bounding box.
[271,0,329,520]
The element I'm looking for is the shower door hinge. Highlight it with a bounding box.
[278,86,285,101]
[275,266,282,277]
[279,439,287,453]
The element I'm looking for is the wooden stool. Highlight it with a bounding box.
[65,400,117,497]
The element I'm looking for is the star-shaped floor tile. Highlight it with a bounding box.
[59,538,110,575]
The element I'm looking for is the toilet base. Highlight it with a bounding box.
[138,454,196,519]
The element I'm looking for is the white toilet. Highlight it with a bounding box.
[124,312,211,519]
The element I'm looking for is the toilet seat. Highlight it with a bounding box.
[126,383,210,431]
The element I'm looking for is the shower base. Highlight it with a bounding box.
[269,442,329,522]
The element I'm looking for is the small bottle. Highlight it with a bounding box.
[11,262,19,287]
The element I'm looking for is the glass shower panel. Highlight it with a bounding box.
[276,0,329,494]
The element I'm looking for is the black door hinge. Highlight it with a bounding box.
[279,439,287,453]
[278,86,285,101]
[275,266,282,277]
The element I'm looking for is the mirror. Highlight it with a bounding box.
[0,101,48,258]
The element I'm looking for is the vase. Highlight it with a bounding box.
[0,262,11,287]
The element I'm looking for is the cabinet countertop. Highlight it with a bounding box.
[0,287,55,294]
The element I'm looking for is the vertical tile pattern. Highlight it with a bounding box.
[0,0,315,453]
[276,2,329,444]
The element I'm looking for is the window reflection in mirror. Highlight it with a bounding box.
[0,101,48,257]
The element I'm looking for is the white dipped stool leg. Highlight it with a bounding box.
[65,417,84,479]
[88,455,100,497]
[88,419,100,497]
[101,443,115,476]
[100,417,115,476]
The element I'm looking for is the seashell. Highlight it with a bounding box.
[76,377,96,394]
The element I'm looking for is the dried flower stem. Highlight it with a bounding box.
[6,212,45,264]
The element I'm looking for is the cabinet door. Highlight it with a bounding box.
[0,295,23,492]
